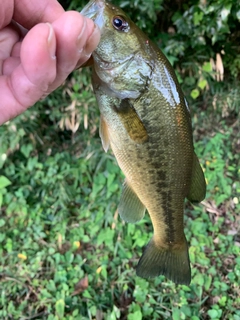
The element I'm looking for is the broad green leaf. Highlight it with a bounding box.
[172,308,181,320]
[0,176,11,189]
[20,144,33,158]
[191,89,200,99]
[55,299,65,318]
[202,62,212,73]
[208,309,219,319]
[193,11,204,26]
[128,310,142,320]
[198,79,208,90]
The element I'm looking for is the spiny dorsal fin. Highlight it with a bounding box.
[114,99,148,144]
[118,179,146,223]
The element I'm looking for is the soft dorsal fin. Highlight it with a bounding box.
[118,179,146,223]
[114,99,148,144]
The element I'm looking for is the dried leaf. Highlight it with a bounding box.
[71,276,88,296]
[111,210,119,229]
[216,53,224,81]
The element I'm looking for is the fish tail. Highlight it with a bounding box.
[136,236,191,285]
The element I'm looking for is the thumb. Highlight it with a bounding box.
[0,23,57,124]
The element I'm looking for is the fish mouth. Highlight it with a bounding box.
[81,1,135,75]
[80,0,105,32]
[93,50,135,71]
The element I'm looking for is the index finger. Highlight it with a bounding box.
[13,0,65,29]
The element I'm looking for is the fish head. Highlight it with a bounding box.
[81,0,154,99]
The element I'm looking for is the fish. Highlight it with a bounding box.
[81,0,206,285]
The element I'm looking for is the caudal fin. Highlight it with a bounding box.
[136,236,191,285]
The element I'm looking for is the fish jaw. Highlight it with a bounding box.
[80,0,105,32]
[81,0,155,100]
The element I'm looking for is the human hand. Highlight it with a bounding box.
[0,0,100,125]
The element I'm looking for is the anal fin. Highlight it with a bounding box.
[118,180,146,223]
[187,152,206,203]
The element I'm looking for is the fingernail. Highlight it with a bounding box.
[75,24,100,69]
[46,23,56,60]
[83,24,100,55]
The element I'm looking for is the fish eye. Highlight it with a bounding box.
[112,16,129,32]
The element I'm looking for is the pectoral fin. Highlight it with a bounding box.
[118,180,146,223]
[99,115,110,152]
[114,99,148,144]
[187,152,206,203]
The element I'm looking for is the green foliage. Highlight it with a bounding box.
[0,0,239,319]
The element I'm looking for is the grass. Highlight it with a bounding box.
[0,64,239,320]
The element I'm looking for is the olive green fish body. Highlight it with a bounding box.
[81,0,206,285]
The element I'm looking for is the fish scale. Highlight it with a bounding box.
[81,0,206,284]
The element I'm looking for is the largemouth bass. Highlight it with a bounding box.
[81,0,206,285]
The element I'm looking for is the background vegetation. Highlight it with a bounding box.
[0,0,239,319]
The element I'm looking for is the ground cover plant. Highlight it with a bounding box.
[0,0,239,319]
